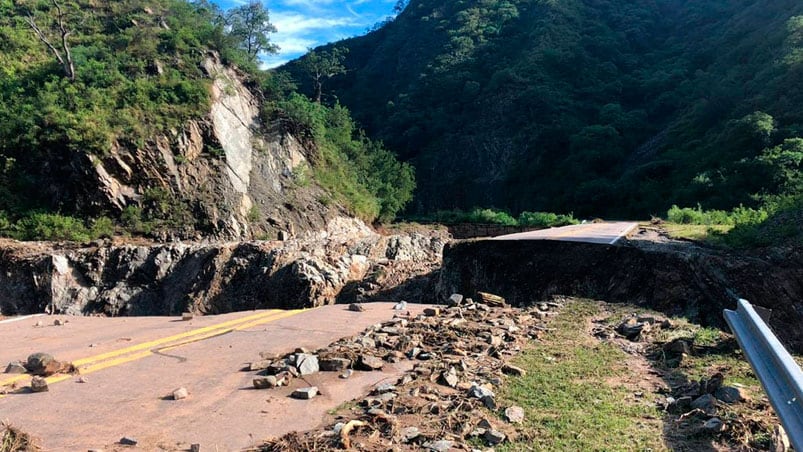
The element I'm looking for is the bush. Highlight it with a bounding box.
[418,208,576,227]
[13,213,91,242]
[666,204,764,226]
[519,211,579,227]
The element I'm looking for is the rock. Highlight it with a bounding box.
[702,372,724,394]
[357,354,384,371]
[190,444,200,452]
[636,315,656,324]
[663,339,691,355]
[714,386,746,404]
[373,383,396,394]
[119,437,138,446]
[468,383,495,399]
[340,369,353,379]
[441,368,459,388]
[34,320,43,327]
[505,405,525,423]
[484,429,506,445]
[30,376,48,392]
[772,424,792,452]
[393,301,408,310]
[423,308,440,317]
[172,387,188,400]
[501,363,526,376]
[4,361,26,374]
[253,376,278,389]
[402,426,421,443]
[691,394,717,414]
[477,292,507,307]
[181,312,194,321]
[617,318,649,340]
[54,319,64,326]
[349,303,365,312]
[448,293,464,307]
[295,353,319,376]
[423,440,454,452]
[356,336,376,348]
[26,352,55,375]
[319,357,351,372]
[249,360,271,371]
[291,386,318,399]
[703,417,726,432]
[488,335,503,347]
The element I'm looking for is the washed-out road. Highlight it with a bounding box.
[493,221,638,245]
[0,303,427,451]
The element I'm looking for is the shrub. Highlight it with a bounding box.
[13,213,91,242]
[519,211,579,227]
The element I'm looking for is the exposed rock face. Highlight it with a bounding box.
[438,238,803,352]
[64,53,339,240]
[0,219,448,317]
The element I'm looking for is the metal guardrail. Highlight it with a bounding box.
[724,298,803,450]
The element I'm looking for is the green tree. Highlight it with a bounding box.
[300,47,348,104]
[225,0,277,61]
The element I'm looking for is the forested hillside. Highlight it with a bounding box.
[0,0,413,240]
[285,0,803,220]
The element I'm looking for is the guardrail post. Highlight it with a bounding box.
[724,298,803,451]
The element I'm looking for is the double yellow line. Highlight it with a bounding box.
[0,309,305,393]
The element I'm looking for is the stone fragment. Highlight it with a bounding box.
[339,369,353,379]
[772,424,791,452]
[423,440,453,452]
[393,301,408,311]
[441,368,459,388]
[172,387,188,400]
[484,429,506,445]
[448,293,464,307]
[505,405,525,424]
[691,394,717,414]
[320,357,351,372]
[373,383,396,394]
[617,318,649,340]
[477,292,507,307]
[714,386,746,404]
[190,444,200,452]
[357,354,384,370]
[34,320,43,327]
[501,363,526,377]
[253,376,278,389]
[54,319,64,326]
[468,383,495,399]
[349,303,365,312]
[417,352,432,360]
[249,360,271,371]
[423,308,440,317]
[30,376,48,392]
[181,312,194,321]
[119,437,138,446]
[292,386,318,399]
[703,417,726,432]
[295,353,319,376]
[4,361,26,374]
[26,352,55,375]
[402,426,421,443]
[663,339,691,355]
[357,336,376,348]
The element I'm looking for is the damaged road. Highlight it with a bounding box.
[0,303,429,451]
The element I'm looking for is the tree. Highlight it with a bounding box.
[21,0,76,81]
[300,48,348,104]
[225,0,277,61]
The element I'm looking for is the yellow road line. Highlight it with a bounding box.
[0,309,298,388]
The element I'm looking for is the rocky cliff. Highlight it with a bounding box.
[0,218,447,317]
[73,54,339,241]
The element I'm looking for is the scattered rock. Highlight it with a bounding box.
[357,354,384,371]
[181,312,194,321]
[663,338,691,355]
[703,417,726,432]
[320,357,351,372]
[690,394,717,414]
[190,444,200,452]
[423,440,454,452]
[30,376,48,392]
[119,437,138,446]
[340,369,353,379]
[441,368,459,388]
[616,318,649,340]
[714,386,746,404]
[477,291,507,307]
[393,301,408,311]
[292,386,318,399]
[772,424,792,452]
[423,307,440,317]
[249,360,271,371]
[172,387,188,400]
[501,363,526,376]
[504,406,525,424]
[448,293,464,307]
[373,383,396,394]
[349,303,365,312]
[77,376,89,383]
[26,352,55,375]
[295,353,319,376]
[53,319,64,326]
[402,426,421,443]
[253,376,278,389]
[484,429,506,445]
[34,320,43,327]
[4,361,26,374]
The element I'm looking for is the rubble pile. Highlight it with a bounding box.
[252,294,566,451]
[2,353,75,394]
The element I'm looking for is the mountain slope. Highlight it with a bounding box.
[285,0,803,218]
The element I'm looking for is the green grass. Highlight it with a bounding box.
[497,300,666,451]
[662,224,732,242]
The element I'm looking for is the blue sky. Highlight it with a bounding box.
[212,0,399,68]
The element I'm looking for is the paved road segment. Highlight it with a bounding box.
[492,221,638,245]
[0,303,427,451]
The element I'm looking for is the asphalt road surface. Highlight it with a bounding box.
[492,221,638,245]
[0,303,427,451]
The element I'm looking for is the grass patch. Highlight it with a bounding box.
[662,224,732,242]
[497,300,665,451]
[0,421,39,452]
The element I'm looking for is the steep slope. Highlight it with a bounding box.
[285,0,803,218]
[0,0,412,241]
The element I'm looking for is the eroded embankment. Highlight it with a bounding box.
[0,219,446,317]
[438,235,803,353]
